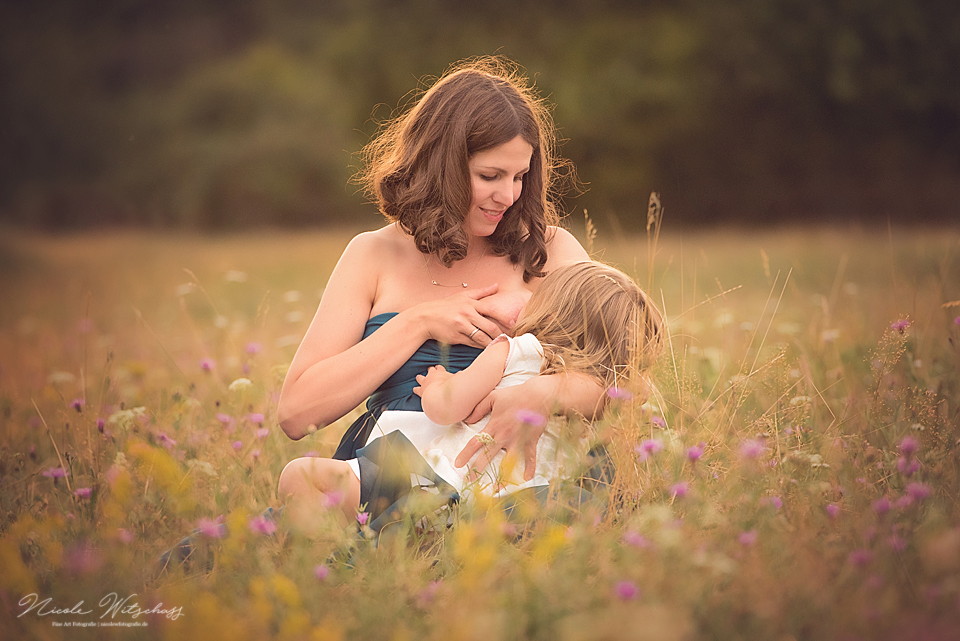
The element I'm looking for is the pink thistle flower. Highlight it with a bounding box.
[250,449,261,460]
[515,409,547,427]
[687,442,705,463]
[64,543,103,576]
[73,487,92,499]
[416,580,442,608]
[196,517,225,538]
[872,498,891,515]
[199,358,216,372]
[248,515,277,535]
[895,494,914,509]
[888,535,907,552]
[42,466,69,479]
[314,564,330,581]
[635,438,663,461]
[500,522,519,538]
[117,528,134,544]
[246,342,263,355]
[255,427,270,440]
[897,456,920,476]
[622,531,653,549]
[606,386,634,401]
[356,511,370,526]
[232,441,243,451]
[96,417,105,433]
[70,398,84,412]
[738,530,758,547]
[899,435,920,457]
[614,580,640,601]
[651,416,667,429]
[848,549,873,568]
[216,412,233,424]
[761,496,783,510]
[825,503,840,519]
[739,439,766,459]
[955,316,960,326]
[158,432,177,450]
[248,413,265,424]
[670,482,689,499]
[905,482,932,501]
[890,319,911,332]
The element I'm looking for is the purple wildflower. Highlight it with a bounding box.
[738,530,758,547]
[196,517,226,538]
[248,515,277,535]
[158,432,177,450]
[42,467,69,479]
[416,580,442,608]
[955,316,960,326]
[248,413,265,424]
[687,442,705,463]
[71,398,84,412]
[905,482,932,501]
[199,358,216,372]
[761,496,783,510]
[848,549,873,568]
[651,416,667,429]
[898,456,920,477]
[622,531,653,549]
[614,580,640,601]
[899,435,920,457]
[888,535,907,552]
[890,319,911,332]
[739,439,766,459]
[606,386,634,401]
[232,440,242,451]
[670,482,689,499]
[825,503,840,519]
[356,511,370,526]
[872,498,891,515]
[635,438,663,461]
[255,427,270,440]
[246,342,263,355]
[96,417,105,433]
[515,409,547,427]
[314,564,330,581]
[73,487,92,499]
[117,528,134,544]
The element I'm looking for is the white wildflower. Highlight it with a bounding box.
[229,378,253,392]
[108,406,147,429]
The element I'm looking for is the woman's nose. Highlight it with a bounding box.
[493,179,516,206]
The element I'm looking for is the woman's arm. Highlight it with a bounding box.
[414,339,510,425]
[454,371,605,479]
[277,231,503,440]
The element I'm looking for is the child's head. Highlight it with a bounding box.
[514,261,663,389]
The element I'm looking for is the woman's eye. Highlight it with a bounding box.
[480,175,497,181]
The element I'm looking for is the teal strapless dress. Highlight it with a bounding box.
[332,312,483,460]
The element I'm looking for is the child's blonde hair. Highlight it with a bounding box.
[513,261,663,390]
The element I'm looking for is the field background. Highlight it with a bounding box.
[2,225,959,640]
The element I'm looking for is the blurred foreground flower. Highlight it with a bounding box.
[606,386,633,401]
[71,398,85,412]
[246,341,263,355]
[229,378,252,392]
[651,416,666,429]
[687,442,705,463]
[635,438,663,461]
[670,482,689,499]
[848,549,873,568]
[825,503,840,519]
[314,564,330,581]
[248,515,277,535]
[516,409,547,427]
[738,530,758,547]
[622,531,653,549]
[42,467,69,479]
[890,319,911,332]
[200,358,216,372]
[117,528,134,544]
[739,439,766,459]
[197,517,226,538]
[65,543,103,575]
[614,580,640,600]
[73,487,92,499]
[906,482,932,501]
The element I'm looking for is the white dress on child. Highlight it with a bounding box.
[365,333,589,502]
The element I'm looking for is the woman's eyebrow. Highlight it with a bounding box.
[475,165,530,173]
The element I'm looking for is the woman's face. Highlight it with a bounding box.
[466,135,533,239]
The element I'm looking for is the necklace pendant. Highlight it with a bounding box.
[432,280,439,286]
[462,283,468,288]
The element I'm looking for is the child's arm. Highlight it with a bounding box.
[414,338,511,425]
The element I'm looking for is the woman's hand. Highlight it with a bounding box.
[454,372,606,480]
[414,285,504,348]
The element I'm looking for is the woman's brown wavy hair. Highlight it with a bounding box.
[513,261,664,390]
[356,56,572,282]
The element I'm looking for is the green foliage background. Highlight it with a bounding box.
[2,0,959,229]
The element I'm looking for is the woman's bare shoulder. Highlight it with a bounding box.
[342,223,410,259]
[544,226,589,268]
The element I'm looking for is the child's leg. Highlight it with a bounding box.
[278,457,361,534]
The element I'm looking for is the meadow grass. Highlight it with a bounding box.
[1,225,959,640]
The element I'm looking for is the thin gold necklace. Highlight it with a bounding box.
[422,246,487,288]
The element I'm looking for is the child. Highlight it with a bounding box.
[278,261,663,529]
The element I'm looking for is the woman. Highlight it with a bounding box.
[277,57,603,523]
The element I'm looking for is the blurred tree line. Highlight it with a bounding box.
[1,0,958,230]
